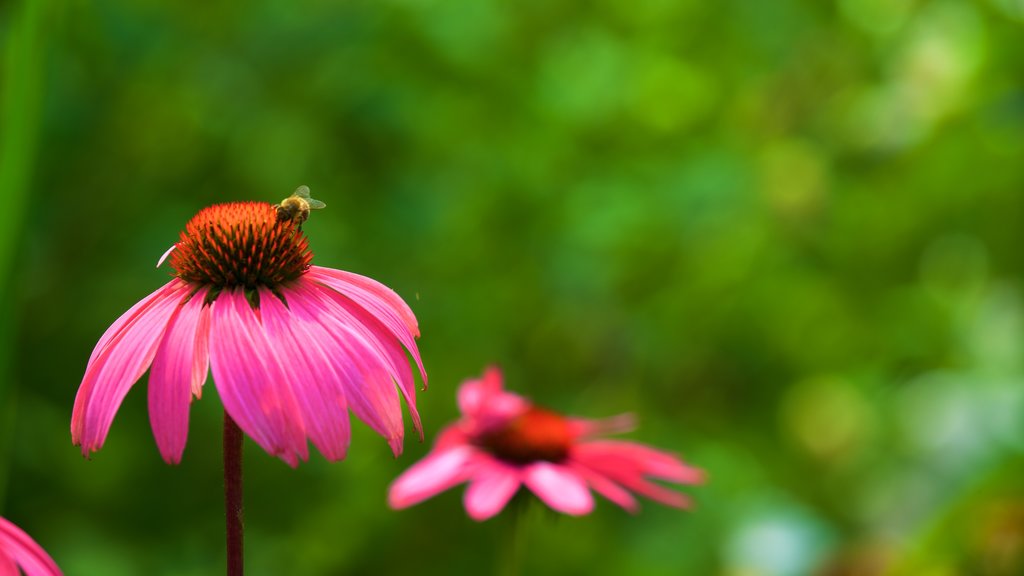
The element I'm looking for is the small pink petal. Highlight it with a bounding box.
[388,446,477,509]
[208,289,308,467]
[0,517,63,576]
[155,244,176,268]
[72,280,190,455]
[260,286,352,461]
[463,460,522,521]
[457,366,507,414]
[148,286,211,464]
[457,368,528,435]
[523,462,594,516]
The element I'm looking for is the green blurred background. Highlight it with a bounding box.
[2,0,1024,574]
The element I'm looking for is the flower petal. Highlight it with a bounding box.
[566,461,638,513]
[299,277,424,440]
[456,367,528,435]
[260,285,352,461]
[574,441,705,483]
[0,517,62,576]
[433,425,471,452]
[388,445,477,509]
[291,280,405,455]
[464,459,522,521]
[147,286,211,464]
[72,280,190,455]
[208,288,308,467]
[523,462,594,516]
[572,441,702,508]
[307,266,425,383]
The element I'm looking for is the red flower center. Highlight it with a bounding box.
[170,202,312,289]
[477,407,574,463]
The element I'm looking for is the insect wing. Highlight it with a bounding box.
[306,198,326,209]
[292,185,312,199]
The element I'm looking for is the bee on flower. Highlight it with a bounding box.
[72,190,426,466]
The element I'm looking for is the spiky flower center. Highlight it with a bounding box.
[477,407,573,463]
[169,202,312,289]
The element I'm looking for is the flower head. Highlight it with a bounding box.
[72,200,426,466]
[388,367,703,521]
[0,517,62,576]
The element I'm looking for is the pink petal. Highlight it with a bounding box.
[457,367,528,433]
[464,459,522,521]
[307,266,426,384]
[290,280,405,455]
[0,552,17,576]
[208,289,308,467]
[566,461,638,513]
[433,426,471,452]
[523,462,594,516]
[574,441,705,483]
[148,287,211,464]
[457,366,504,415]
[388,445,477,509]
[572,442,701,508]
[72,280,190,455]
[259,286,352,461]
[0,517,62,576]
[298,277,423,440]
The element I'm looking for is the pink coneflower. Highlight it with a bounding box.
[388,367,703,521]
[0,517,62,576]
[71,200,426,466]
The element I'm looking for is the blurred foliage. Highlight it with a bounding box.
[1,0,1023,574]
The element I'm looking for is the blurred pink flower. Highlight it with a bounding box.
[0,517,61,576]
[72,202,426,466]
[388,367,703,521]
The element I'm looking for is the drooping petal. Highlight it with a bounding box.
[574,441,705,483]
[208,288,308,467]
[299,277,423,439]
[463,459,522,521]
[72,280,191,455]
[522,462,594,516]
[0,517,62,576]
[84,280,185,366]
[307,266,425,383]
[388,445,478,509]
[290,280,405,455]
[260,286,351,461]
[572,441,701,508]
[566,461,638,513]
[147,286,211,464]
